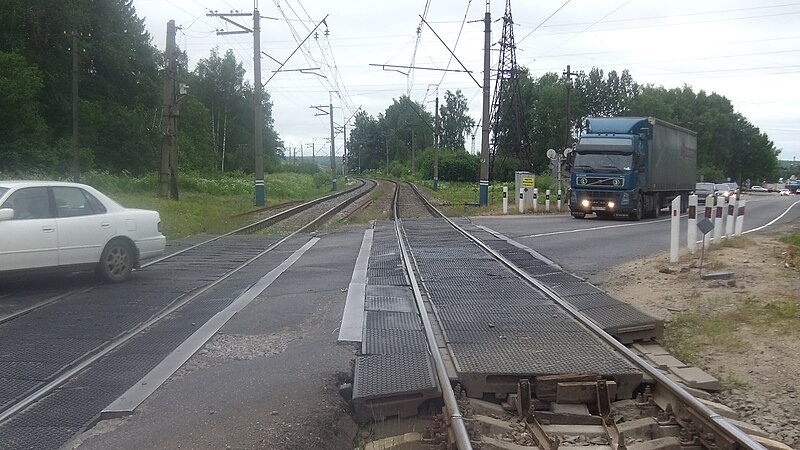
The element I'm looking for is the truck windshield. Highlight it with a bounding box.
[572,153,633,173]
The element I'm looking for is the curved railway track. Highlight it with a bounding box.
[380,180,766,450]
[0,179,376,449]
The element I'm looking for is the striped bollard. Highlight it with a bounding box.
[735,199,746,236]
[533,188,539,212]
[704,195,714,249]
[726,196,736,238]
[713,198,724,244]
[687,194,698,254]
[545,189,551,212]
[519,188,525,213]
[670,196,680,263]
[557,189,562,211]
[503,186,508,214]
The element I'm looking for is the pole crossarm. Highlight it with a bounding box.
[206,12,253,33]
[369,63,471,74]
[264,15,329,86]
[310,105,329,116]
[418,15,482,89]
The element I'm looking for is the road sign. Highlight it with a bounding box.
[521,177,534,187]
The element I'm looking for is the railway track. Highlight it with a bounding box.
[0,179,375,450]
[354,180,770,450]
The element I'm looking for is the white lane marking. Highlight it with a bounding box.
[743,199,800,234]
[520,217,671,239]
[103,237,320,417]
[521,197,800,240]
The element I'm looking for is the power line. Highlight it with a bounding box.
[517,0,572,45]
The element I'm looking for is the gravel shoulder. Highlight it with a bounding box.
[600,222,800,448]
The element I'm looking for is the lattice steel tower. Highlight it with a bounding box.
[489,0,531,179]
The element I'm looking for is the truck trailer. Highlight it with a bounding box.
[568,117,697,220]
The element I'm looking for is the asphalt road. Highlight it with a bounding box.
[471,193,800,284]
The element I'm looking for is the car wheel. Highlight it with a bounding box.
[97,239,135,283]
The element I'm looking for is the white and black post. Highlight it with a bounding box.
[687,194,698,254]
[670,195,680,263]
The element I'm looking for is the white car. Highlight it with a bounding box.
[780,188,792,196]
[0,181,166,282]
[750,185,768,192]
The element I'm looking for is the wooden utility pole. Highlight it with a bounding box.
[563,65,578,150]
[71,31,80,182]
[159,20,179,200]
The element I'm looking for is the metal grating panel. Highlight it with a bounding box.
[579,304,662,331]
[546,282,603,297]
[4,385,122,428]
[364,311,421,330]
[365,296,416,313]
[450,340,639,375]
[0,426,81,450]
[367,275,408,286]
[352,353,437,399]
[362,329,429,355]
[563,293,624,310]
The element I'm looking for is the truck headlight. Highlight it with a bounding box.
[581,199,590,208]
[608,201,615,209]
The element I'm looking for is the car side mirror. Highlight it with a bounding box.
[0,208,14,221]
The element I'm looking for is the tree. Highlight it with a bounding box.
[439,90,475,151]
[0,51,51,171]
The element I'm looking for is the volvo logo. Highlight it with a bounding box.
[579,177,587,185]
[612,178,622,186]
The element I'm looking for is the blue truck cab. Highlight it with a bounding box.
[569,117,697,221]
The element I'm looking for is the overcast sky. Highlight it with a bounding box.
[132,0,800,165]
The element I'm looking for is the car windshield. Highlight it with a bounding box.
[572,153,633,173]
[715,184,729,191]
[696,183,714,190]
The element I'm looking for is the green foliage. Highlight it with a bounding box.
[439,90,475,150]
[698,165,725,183]
[779,234,800,247]
[0,51,51,171]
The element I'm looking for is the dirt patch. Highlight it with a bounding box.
[602,222,800,447]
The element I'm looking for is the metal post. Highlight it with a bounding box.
[253,9,266,205]
[713,197,723,244]
[330,93,336,191]
[687,194,698,254]
[670,196,680,263]
[557,189,563,212]
[545,189,551,212]
[479,2,491,206]
[726,196,736,238]
[735,199,746,236]
[434,91,439,191]
[159,21,176,199]
[704,195,714,249]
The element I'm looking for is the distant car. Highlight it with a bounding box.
[750,185,768,192]
[714,183,732,198]
[0,181,166,282]
[780,188,792,196]
[726,182,740,198]
[695,182,716,203]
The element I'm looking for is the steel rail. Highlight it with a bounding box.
[141,179,366,268]
[392,181,473,450]
[404,182,766,450]
[0,181,376,424]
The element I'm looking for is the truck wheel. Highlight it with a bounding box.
[571,213,585,219]
[630,194,643,221]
